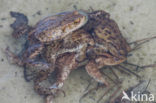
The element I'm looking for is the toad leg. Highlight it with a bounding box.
[85,56,126,86]
[51,53,78,89]
[22,44,55,71]
[5,47,23,66]
[5,44,54,79]
[10,11,31,38]
[5,44,45,67]
[22,44,44,62]
[85,60,109,86]
[95,56,126,66]
[34,53,78,95]
[34,69,53,95]
[85,57,126,103]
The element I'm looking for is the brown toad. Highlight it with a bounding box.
[31,10,131,96]
[6,10,131,102]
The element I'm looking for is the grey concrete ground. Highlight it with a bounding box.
[0,0,156,103]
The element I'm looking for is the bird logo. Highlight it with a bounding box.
[121,91,131,101]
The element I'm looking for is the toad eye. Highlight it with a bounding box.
[74,18,80,24]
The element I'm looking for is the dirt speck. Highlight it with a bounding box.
[36,11,41,15]
[73,5,77,10]
[130,21,134,25]
[0,25,3,28]
[122,26,126,29]
[1,58,4,62]
[1,18,6,21]
[129,6,134,11]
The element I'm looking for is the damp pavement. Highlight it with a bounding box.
[0,0,156,103]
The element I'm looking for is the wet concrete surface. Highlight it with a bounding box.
[0,0,156,103]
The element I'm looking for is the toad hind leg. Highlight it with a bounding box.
[85,55,127,86]
[34,53,78,95]
[51,53,78,89]
[5,44,53,78]
[85,60,109,86]
[22,44,44,62]
[10,11,31,38]
[5,44,44,67]
[5,47,23,66]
